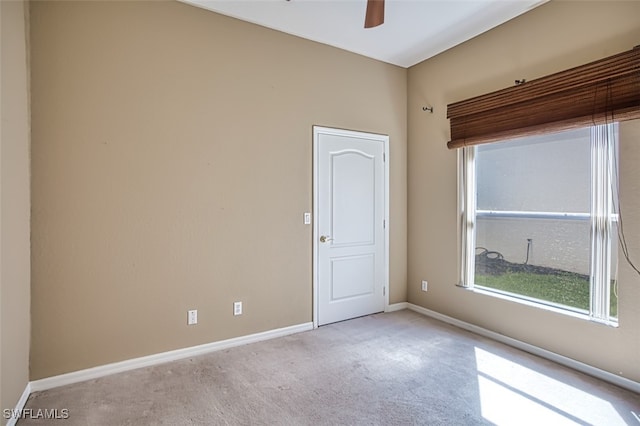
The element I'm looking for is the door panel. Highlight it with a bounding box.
[331,151,375,247]
[314,127,387,326]
[331,254,375,300]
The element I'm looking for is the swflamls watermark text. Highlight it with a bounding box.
[3,408,69,420]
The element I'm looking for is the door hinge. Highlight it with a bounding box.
[383,152,386,162]
[383,219,386,229]
[383,286,386,296]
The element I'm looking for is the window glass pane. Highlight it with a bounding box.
[610,132,619,320]
[476,128,591,213]
[610,221,619,319]
[468,124,619,322]
[475,217,591,311]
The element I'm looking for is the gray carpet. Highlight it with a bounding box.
[18,310,640,425]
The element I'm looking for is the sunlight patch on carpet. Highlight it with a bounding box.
[474,347,625,425]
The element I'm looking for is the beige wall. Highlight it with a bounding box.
[408,0,640,381]
[24,0,640,386]
[29,0,407,379]
[1,0,31,414]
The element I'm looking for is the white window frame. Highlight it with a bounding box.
[458,123,618,325]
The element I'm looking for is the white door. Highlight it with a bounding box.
[313,126,388,326]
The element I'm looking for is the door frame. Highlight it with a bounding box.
[312,126,390,328]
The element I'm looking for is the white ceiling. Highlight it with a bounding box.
[180,0,547,68]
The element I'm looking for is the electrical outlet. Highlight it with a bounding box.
[421,280,428,292]
[233,301,242,316]
[188,309,198,325]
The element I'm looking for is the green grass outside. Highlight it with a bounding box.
[475,272,618,318]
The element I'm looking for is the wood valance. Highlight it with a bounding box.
[447,46,640,149]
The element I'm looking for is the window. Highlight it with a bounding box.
[459,124,618,324]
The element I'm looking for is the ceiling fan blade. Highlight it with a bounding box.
[364,0,384,28]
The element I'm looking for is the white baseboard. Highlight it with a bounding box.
[385,302,408,312]
[4,382,31,426]
[407,303,640,394]
[21,307,640,406]
[30,322,313,393]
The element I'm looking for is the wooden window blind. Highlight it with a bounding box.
[446,46,640,149]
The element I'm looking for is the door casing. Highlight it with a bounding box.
[312,126,390,328]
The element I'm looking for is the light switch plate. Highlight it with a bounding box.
[304,212,311,225]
